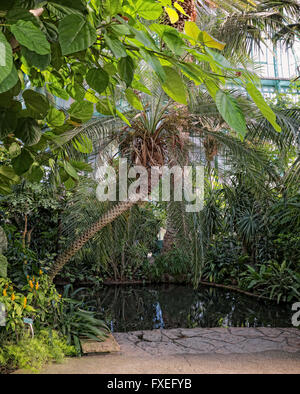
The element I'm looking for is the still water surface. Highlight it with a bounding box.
[82,284,294,332]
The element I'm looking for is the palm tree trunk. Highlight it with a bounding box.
[162,204,177,254]
[48,199,137,281]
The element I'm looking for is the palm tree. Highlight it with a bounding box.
[48,0,300,280]
[48,97,190,280]
[48,84,289,281]
[158,0,300,254]
[197,0,300,62]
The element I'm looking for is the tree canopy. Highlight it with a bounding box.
[0,0,281,194]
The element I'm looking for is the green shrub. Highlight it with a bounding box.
[149,247,192,281]
[0,276,108,358]
[54,285,109,355]
[0,274,61,340]
[202,236,247,284]
[240,260,300,303]
[272,233,300,269]
[0,330,76,373]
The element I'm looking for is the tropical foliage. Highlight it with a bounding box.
[0,0,299,373]
[0,0,281,197]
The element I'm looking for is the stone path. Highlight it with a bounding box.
[34,328,300,374]
[114,327,300,356]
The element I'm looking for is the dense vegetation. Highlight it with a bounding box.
[0,0,299,373]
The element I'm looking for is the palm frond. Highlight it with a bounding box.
[246,107,300,152]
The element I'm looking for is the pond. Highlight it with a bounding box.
[82,284,294,332]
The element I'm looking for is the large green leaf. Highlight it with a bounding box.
[10,20,51,55]
[140,49,166,82]
[125,0,163,20]
[136,0,163,19]
[0,165,20,184]
[125,88,143,110]
[46,107,65,127]
[11,149,34,175]
[8,142,21,158]
[118,56,135,87]
[14,117,42,146]
[205,48,232,69]
[163,31,185,56]
[64,177,76,190]
[179,62,203,85]
[104,0,122,17]
[246,82,281,132]
[184,21,200,44]
[25,163,44,183]
[128,26,158,51]
[58,14,97,55]
[50,42,63,70]
[66,82,85,101]
[6,7,40,26]
[23,89,50,119]
[215,90,247,138]
[0,108,18,138]
[85,89,98,103]
[199,31,225,51]
[162,66,187,105]
[116,109,131,126]
[21,46,51,71]
[48,0,86,12]
[63,160,79,180]
[132,80,152,95]
[86,68,109,94]
[0,32,13,84]
[47,83,70,100]
[0,64,18,95]
[104,34,127,58]
[69,101,94,122]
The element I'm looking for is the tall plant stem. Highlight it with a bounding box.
[48,199,138,281]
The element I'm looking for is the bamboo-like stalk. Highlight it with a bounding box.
[48,199,138,281]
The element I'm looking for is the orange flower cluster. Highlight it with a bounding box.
[28,276,39,291]
[1,282,27,309]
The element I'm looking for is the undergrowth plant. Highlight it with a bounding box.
[240,261,300,303]
[0,330,76,373]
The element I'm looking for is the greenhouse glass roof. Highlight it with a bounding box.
[250,39,300,99]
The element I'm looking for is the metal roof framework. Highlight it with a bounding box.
[251,39,300,101]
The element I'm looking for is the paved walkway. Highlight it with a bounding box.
[114,327,300,356]
[39,328,300,374]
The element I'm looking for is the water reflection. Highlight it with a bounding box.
[153,302,165,329]
[83,284,293,332]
